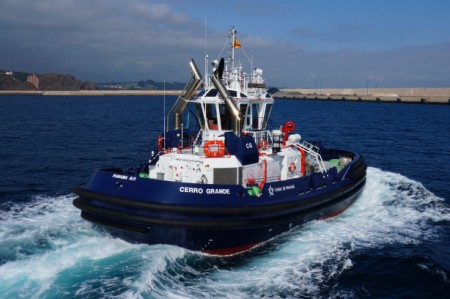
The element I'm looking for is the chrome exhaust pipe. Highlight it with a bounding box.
[211,58,243,136]
[167,59,202,130]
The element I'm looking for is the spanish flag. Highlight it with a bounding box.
[234,37,241,48]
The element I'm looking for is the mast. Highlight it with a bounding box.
[204,54,209,88]
[204,17,209,88]
[230,26,236,70]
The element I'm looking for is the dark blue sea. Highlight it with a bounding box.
[0,95,449,298]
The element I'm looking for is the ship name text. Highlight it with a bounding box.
[179,186,230,195]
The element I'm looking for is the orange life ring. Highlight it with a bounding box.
[283,121,296,134]
[204,140,225,157]
[288,162,296,172]
[259,139,268,149]
[282,121,296,145]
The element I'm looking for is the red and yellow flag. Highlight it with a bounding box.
[233,37,241,48]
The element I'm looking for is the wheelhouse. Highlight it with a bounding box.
[193,87,274,133]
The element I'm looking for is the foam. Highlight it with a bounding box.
[126,167,449,298]
[1,168,448,298]
[0,194,138,298]
[119,245,187,299]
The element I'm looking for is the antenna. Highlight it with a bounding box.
[163,81,166,150]
[204,16,207,57]
[204,16,209,88]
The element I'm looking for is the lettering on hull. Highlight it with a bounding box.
[179,187,231,195]
[112,174,136,181]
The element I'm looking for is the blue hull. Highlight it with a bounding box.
[73,151,366,255]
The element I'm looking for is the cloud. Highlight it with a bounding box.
[293,24,371,42]
[245,40,450,88]
[1,0,449,87]
[0,0,210,82]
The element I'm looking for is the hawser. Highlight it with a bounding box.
[73,27,367,255]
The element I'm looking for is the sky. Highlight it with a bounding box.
[1,0,450,88]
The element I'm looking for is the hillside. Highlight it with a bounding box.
[1,70,184,91]
[0,70,95,91]
[96,79,185,90]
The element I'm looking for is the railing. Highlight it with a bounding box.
[289,140,328,176]
[192,129,203,146]
[130,142,156,174]
[244,130,273,148]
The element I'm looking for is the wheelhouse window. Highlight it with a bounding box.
[205,103,218,130]
[262,103,272,129]
[239,104,248,118]
[195,103,206,128]
[205,89,219,97]
[219,104,233,130]
[251,103,260,130]
[239,104,250,128]
[196,103,218,129]
[195,89,206,98]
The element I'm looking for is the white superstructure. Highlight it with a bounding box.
[147,27,328,193]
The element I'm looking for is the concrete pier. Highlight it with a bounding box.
[1,88,450,104]
[274,88,450,105]
[0,90,183,96]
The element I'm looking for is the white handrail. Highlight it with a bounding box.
[193,129,202,146]
[288,140,328,176]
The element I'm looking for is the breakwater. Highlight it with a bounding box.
[274,88,450,104]
[2,88,450,104]
[0,90,183,96]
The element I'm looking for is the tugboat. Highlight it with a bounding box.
[73,27,366,255]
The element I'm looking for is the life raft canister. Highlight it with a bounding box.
[204,140,225,157]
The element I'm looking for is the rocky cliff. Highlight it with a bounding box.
[0,70,96,91]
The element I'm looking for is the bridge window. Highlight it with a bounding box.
[196,89,206,97]
[262,103,272,129]
[219,104,233,130]
[205,103,219,130]
[252,103,260,129]
[206,89,218,97]
[195,103,206,128]
[239,104,250,127]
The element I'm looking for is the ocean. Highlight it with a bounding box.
[0,95,449,298]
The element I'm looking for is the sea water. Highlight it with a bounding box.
[0,96,449,298]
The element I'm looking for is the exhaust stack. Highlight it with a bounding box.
[210,58,243,136]
[167,59,202,130]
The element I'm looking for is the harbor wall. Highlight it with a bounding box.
[275,88,450,104]
[1,88,450,104]
[280,87,450,97]
[0,90,183,96]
